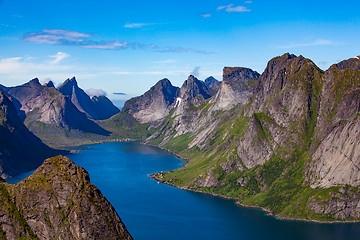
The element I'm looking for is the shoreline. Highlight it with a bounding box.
[150,173,360,224]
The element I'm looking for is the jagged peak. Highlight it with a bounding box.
[59,76,78,89]
[45,81,55,88]
[29,78,41,85]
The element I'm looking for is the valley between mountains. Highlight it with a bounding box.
[1,53,360,238]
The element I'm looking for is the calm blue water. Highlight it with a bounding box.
[7,142,360,239]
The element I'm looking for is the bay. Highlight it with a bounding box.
[7,142,360,239]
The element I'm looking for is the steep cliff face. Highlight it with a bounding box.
[238,53,323,168]
[58,77,119,120]
[0,156,133,239]
[123,78,179,123]
[210,67,259,111]
[307,57,360,188]
[0,92,65,178]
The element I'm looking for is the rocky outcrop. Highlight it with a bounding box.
[0,155,133,239]
[210,67,259,111]
[58,77,119,120]
[307,187,360,220]
[123,78,179,123]
[0,92,66,178]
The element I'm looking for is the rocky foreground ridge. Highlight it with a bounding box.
[0,155,132,240]
[116,53,360,222]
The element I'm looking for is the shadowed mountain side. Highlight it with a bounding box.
[58,77,119,120]
[0,92,67,178]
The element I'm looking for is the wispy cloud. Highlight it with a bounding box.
[200,14,212,18]
[277,39,340,49]
[50,52,70,64]
[85,88,107,97]
[23,29,128,50]
[217,4,251,12]
[191,66,200,77]
[22,29,213,54]
[244,1,252,3]
[124,23,154,28]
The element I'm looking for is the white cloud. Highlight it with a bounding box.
[85,88,107,97]
[23,29,213,54]
[124,23,153,28]
[81,40,128,49]
[244,1,252,3]
[217,4,251,12]
[50,52,70,64]
[277,39,340,49]
[200,14,212,18]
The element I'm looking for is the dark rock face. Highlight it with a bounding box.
[45,80,55,88]
[58,77,119,120]
[0,92,66,178]
[204,76,221,96]
[123,78,179,123]
[0,156,133,240]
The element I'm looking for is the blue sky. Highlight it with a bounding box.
[0,0,360,100]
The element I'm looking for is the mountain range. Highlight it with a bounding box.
[118,53,360,222]
[0,77,119,147]
[1,52,360,230]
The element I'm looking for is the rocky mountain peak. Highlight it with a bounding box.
[180,75,211,99]
[122,78,179,123]
[205,76,221,96]
[45,80,55,88]
[58,77,119,120]
[58,76,78,94]
[29,78,41,85]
